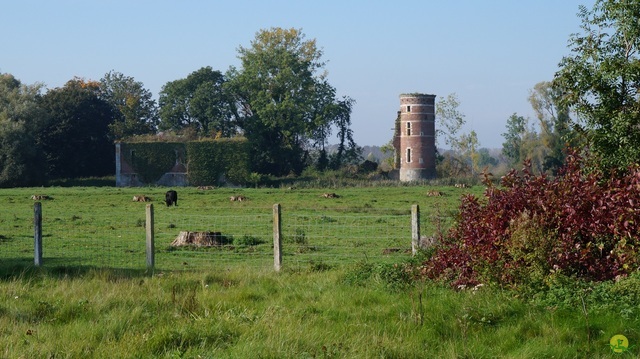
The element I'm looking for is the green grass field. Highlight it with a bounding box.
[0,185,638,358]
[0,185,469,272]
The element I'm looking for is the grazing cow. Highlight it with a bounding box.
[165,190,178,207]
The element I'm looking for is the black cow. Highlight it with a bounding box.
[165,190,178,207]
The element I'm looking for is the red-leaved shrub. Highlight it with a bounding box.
[423,150,640,287]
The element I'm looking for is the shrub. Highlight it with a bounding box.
[423,150,640,288]
[235,235,265,246]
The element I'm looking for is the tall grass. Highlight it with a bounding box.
[0,265,637,358]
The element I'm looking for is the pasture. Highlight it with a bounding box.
[0,185,638,358]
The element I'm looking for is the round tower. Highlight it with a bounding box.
[399,93,436,181]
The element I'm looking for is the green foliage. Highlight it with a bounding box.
[501,113,528,166]
[554,1,640,173]
[186,138,250,186]
[38,78,114,179]
[118,138,251,186]
[229,27,356,176]
[528,81,578,175]
[0,73,47,187]
[342,260,415,290]
[100,70,158,140]
[235,235,265,246]
[435,93,480,177]
[159,67,237,137]
[122,142,184,183]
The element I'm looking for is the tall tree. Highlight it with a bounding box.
[38,78,114,179]
[159,66,237,137]
[501,113,528,166]
[528,81,577,174]
[100,71,158,140]
[458,130,480,175]
[435,93,465,150]
[0,73,47,187]
[434,93,480,177]
[229,27,356,176]
[554,0,640,172]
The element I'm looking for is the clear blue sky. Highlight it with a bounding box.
[1,0,590,149]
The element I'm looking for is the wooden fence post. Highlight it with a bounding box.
[273,203,282,272]
[146,203,155,271]
[411,204,420,256]
[34,202,42,267]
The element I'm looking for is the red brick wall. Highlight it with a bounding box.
[399,94,436,180]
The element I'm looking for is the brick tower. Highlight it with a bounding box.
[398,93,436,181]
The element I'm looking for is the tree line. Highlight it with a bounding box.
[3,1,640,188]
[0,28,359,187]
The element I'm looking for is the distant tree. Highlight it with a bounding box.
[328,97,361,169]
[158,67,237,137]
[100,71,158,140]
[38,78,114,179]
[229,27,357,176]
[477,148,498,168]
[0,73,47,187]
[458,130,480,175]
[554,1,640,172]
[501,113,527,166]
[435,93,465,149]
[379,139,396,170]
[435,93,479,177]
[528,81,577,174]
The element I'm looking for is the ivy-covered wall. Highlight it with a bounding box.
[122,142,185,183]
[187,139,251,186]
[116,138,251,187]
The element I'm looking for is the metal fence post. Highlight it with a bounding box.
[273,203,282,272]
[34,202,42,267]
[411,204,420,256]
[146,204,155,271]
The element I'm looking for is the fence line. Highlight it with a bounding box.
[11,202,443,272]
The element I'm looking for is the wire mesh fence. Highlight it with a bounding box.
[0,202,456,272]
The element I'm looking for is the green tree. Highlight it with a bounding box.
[229,27,356,176]
[0,73,47,187]
[501,113,527,166]
[458,130,480,175]
[554,0,640,172]
[159,66,237,137]
[435,93,465,149]
[100,71,158,140]
[477,148,498,168]
[529,81,578,174]
[38,78,114,179]
[435,93,480,177]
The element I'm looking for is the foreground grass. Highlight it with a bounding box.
[0,265,638,358]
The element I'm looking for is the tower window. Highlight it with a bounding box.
[406,122,411,136]
[407,105,411,112]
[406,148,412,163]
